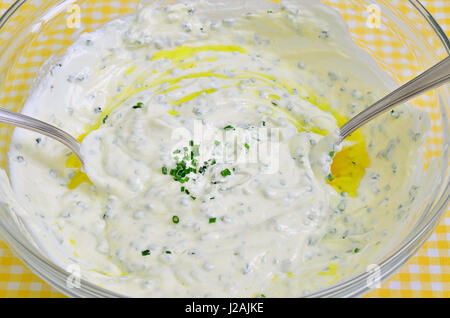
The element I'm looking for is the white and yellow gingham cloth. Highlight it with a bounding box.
[0,0,448,298]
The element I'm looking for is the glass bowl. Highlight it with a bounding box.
[0,0,448,297]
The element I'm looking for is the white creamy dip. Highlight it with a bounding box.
[3,0,430,297]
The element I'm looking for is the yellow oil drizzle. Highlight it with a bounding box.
[124,65,136,75]
[151,45,246,62]
[318,263,338,276]
[268,94,280,100]
[64,45,247,189]
[306,95,370,197]
[71,71,233,144]
[328,134,370,197]
[93,268,128,278]
[64,43,369,196]
[67,169,93,189]
[168,109,179,116]
[173,88,218,106]
[66,153,82,169]
[155,84,181,95]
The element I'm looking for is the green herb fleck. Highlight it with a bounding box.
[224,125,235,131]
[327,174,334,182]
[172,215,179,224]
[209,218,217,224]
[164,142,218,198]
[141,249,151,256]
[165,250,172,254]
[244,143,250,150]
[221,168,232,177]
[329,151,335,158]
[102,115,109,124]
[132,102,143,109]
[354,248,360,253]
[214,140,221,146]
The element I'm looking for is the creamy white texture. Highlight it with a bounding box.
[4,0,429,297]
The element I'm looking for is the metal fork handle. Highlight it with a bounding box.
[0,107,83,165]
[339,55,450,141]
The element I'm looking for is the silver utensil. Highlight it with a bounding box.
[339,55,450,141]
[0,107,84,165]
[0,56,448,163]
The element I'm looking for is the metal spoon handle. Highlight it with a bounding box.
[340,55,450,141]
[0,107,83,164]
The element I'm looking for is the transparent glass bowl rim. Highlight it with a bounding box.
[0,0,448,297]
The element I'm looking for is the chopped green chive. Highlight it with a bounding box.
[102,115,109,124]
[209,218,216,224]
[329,151,335,158]
[214,140,221,146]
[224,125,235,131]
[165,250,172,254]
[163,141,219,199]
[132,102,143,109]
[260,294,266,298]
[354,248,360,253]
[172,215,179,224]
[141,249,151,256]
[244,143,250,150]
[327,174,334,182]
[221,168,232,177]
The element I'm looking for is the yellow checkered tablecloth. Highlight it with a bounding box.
[0,0,448,298]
